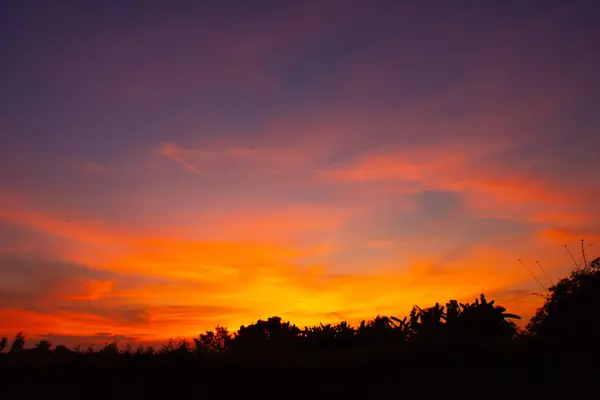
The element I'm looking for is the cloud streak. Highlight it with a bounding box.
[83,162,108,173]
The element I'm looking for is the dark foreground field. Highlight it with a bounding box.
[2,341,598,398]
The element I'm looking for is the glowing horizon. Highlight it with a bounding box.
[1,1,599,347]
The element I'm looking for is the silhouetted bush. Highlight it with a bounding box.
[527,257,600,342]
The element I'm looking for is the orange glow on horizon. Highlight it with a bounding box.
[1,193,597,346]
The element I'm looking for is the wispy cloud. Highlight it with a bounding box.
[83,162,108,173]
[158,142,203,174]
[158,141,323,177]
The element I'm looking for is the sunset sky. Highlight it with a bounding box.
[1,0,599,346]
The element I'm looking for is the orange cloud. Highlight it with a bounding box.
[67,280,117,301]
[0,197,547,341]
[0,196,122,247]
[154,205,351,243]
[315,147,589,224]
[0,308,117,338]
[318,154,423,182]
[537,227,600,246]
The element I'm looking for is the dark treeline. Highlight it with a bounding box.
[2,256,600,397]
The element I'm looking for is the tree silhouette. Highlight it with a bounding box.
[0,337,7,353]
[34,339,52,352]
[193,326,231,355]
[100,341,119,354]
[9,332,25,354]
[234,316,301,349]
[134,344,155,357]
[304,321,357,348]
[527,257,600,341]
[409,303,445,339]
[446,294,520,339]
[356,315,409,343]
[402,295,520,342]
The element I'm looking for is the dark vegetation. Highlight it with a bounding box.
[2,255,599,397]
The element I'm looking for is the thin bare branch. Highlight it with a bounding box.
[536,260,554,287]
[519,259,549,296]
[564,244,580,270]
